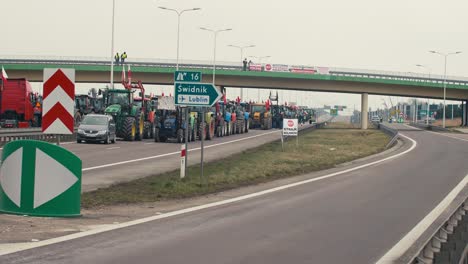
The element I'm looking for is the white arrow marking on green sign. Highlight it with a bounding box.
[33,149,77,209]
[0,148,23,207]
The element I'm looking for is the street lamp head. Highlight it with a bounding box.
[158,6,168,10]
[455,51,462,54]
[416,64,423,67]
[429,50,437,54]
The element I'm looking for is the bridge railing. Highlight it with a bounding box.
[1,55,468,86]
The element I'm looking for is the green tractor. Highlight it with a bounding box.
[191,107,215,140]
[103,89,144,141]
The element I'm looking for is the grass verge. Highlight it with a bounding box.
[82,128,390,208]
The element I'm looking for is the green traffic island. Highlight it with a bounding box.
[82,127,390,209]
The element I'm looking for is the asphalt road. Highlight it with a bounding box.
[1,126,467,264]
[1,127,302,192]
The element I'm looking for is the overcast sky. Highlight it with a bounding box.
[2,0,466,110]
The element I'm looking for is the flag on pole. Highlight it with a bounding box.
[121,65,126,84]
[1,66,8,85]
[127,64,132,85]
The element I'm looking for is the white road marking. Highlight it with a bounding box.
[105,147,121,150]
[426,130,468,143]
[403,123,468,143]
[82,130,279,171]
[0,132,417,256]
[376,172,468,263]
[144,143,154,145]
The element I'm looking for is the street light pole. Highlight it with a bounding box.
[110,0,115,88]
[158,7,201,70]
[228,44,255,101]
[429,50,462,128]
[200,27,232,85]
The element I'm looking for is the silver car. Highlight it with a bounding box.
[77,114,116,144]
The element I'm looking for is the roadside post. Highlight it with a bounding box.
[174,71,203,178]
[0,140,82,217]
[42,68,75,142]
[283,118,299,149]
[180,144,186,178]
[174,77,222,183]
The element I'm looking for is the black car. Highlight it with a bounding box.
[77,114,116,144]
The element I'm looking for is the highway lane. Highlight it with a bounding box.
[1,127,467,263]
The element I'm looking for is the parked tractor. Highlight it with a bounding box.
[153,96,193,143]
[249,102,272,130]
[191,107,215,140]
[133,95,157,139]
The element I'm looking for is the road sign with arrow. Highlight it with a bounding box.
[0,140,82,217]
[174,82,222,107]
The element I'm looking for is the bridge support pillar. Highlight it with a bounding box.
[361,93,368,129]
[463,100,468,127]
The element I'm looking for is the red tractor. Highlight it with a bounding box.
[0,78,42,128]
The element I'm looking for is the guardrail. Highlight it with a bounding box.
[401,195,468,264]
[375,122,400,149]
[0,132,76,147]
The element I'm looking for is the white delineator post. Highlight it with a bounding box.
[361,93,368,130]
[180,144,186,178]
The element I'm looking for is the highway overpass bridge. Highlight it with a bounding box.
[1,56,468,128]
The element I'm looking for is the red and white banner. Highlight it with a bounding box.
[289,66,316,74]
[248,63,263,71]
[317,67,330,75]
[264,64,289,72]
[42,68,75,134]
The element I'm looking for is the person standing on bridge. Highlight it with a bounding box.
[243,58,247,71]
[121,52,127,64]
[114,52,120,65]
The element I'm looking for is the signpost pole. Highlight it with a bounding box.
[296,132,298,148]
[56,134,60,146]
[184,107,189,177]
[200,108,205,185]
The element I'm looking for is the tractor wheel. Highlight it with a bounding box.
[191,126,196,141]
[150,123,155,139]
[177,129,184,143]
[143,121,151,139]
[105,134,111,144]
[122,117,136,141]
[198,122,206,141]
[154,128,160,142]
[135,115,144,141]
